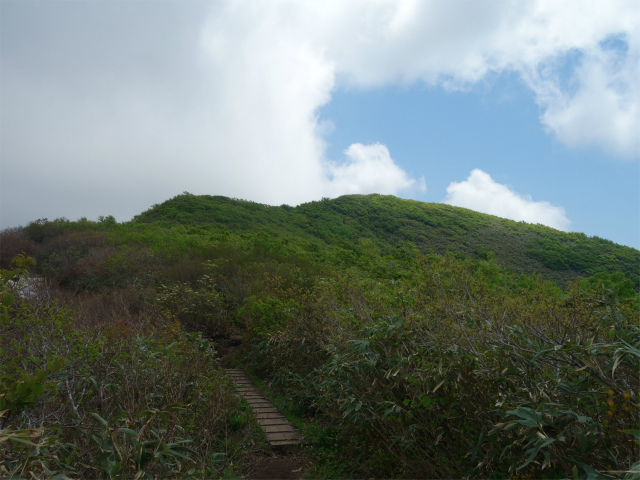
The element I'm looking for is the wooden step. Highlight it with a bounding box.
[225,369,303,446]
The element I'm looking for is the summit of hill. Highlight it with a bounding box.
[132,193,639,288]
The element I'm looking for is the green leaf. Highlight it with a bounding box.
[622,429,640,442]
[532,347,553,362]
[383,406,395,419]
[9,435,36,446]
[118,428,138,438]
[433,379,445,393]
[168,448,194,460]
[1,293,14,308]
[518,438,555,470]
[508,407,541,428]
[91,412,109,426]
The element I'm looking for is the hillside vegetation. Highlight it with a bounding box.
[1,193,638,478]
[134,193,639,289]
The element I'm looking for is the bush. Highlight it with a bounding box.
[0,257,258,478]
[246,255,640,478]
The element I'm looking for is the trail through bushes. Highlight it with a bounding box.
[242,255,640,478]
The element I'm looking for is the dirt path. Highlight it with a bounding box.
[247,452,305,480]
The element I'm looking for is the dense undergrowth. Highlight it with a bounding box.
[240,256,639,478]
[2,194,639,291]
[134,193,640,288]
[0,256,260,479]
[1,193,639,478]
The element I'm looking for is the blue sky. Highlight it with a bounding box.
[321,76,640,247]
[1,0,639,248]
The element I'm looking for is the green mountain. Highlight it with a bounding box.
[3,193,639,478]
[133,193,639,288]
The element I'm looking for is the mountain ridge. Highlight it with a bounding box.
[131,193,639,288]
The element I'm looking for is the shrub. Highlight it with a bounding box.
[0,257,258,478]
[246,255,640,478]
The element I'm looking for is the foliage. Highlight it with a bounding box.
[3,194,638,296]
[133,193,640,288]
[2,193,640,478]
[244,255,640,478]
[0,259,258,478]
[156,262,230,338]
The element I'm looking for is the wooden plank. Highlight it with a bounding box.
[263,424,297,433]
[270,440,302,446]
[252,407,281,414]
[268,432,302,441]
[245,399,268,403]
[242,394,265,400]
[254,412,288,420]
[247,402,273,411]
[257,418,290,425]
[251,405,280,411]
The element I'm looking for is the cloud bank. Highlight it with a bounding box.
[325,143,426,197]
[1,0,637,227]
[444,169,571,230]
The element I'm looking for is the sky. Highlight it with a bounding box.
[1,0,639,248]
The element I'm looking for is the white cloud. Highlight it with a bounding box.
[444,169,571,231]
[525,38,639,158]
[195,0,638,205]
[317,0,639,156]
[325,143,426,197]
[199,5,335,204]
[1,1,638,227]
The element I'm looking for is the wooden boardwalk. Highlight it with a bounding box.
[225,369,303,447]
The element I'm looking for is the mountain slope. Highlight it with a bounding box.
[132,193,639,288]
